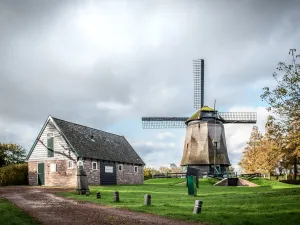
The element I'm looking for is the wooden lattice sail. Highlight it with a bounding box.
[141,59,257,175]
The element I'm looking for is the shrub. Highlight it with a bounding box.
[0,163,28,186]
[144,167,159,180]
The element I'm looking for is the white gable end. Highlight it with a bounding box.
[28,120,77,161]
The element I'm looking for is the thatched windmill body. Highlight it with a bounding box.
[142,59,257,174]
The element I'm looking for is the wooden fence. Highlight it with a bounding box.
[152,172,186,178]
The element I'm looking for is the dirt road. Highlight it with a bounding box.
[0,187,202,225]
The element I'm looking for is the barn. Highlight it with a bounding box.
[26,116,145,186]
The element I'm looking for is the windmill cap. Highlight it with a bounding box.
[185,106,216,124]
[201,106,215,111]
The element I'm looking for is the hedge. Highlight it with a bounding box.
[0,163,28,186]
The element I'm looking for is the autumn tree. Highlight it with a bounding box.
[169,163,182,173]
[159,166,171,174]
[0,143,26,167]
[143,167,159,179]
[239,126,263,173]
[261,49,300,179]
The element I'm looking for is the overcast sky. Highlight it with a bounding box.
[1,0,299,170]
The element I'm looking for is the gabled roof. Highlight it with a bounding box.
[27,116,145,165]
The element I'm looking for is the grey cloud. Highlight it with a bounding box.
[0,0,300,160]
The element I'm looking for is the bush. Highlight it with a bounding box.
[144,167,159,180]
[0,163,28,186]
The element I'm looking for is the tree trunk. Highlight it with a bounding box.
[293,156,298,180]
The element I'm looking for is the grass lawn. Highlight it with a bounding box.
[59,178,300,225]
[0,198,39,225]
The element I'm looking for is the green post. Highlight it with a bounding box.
[187,176,197,196]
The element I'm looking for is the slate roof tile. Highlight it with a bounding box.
[52,117,145,165]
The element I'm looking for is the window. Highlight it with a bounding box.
[105,166,113,173]
[47,133,54,157]
[92,162,97,170]
[68,161,73,169]
[118,165,123,171]
[78,160,84,168]
[134,166,138,173]
[50,163,56,172]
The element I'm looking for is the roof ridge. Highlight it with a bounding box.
[51,116,124,138]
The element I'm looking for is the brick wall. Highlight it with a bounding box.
[83,159,100,185]
[28,161,38,186]
[45,160,77,187]
[28,160,77,187]
[116,164,144,185]
[29,159,143,186]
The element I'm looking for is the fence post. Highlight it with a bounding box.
[193,200,203,214]
[114,190,119,202]
[96,192,101,199]
[144,194,151,206]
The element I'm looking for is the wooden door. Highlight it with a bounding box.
[100,162,116,185]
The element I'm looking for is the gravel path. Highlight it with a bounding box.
[0,187,202,225]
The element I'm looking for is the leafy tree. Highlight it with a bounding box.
[228,166,235,173]
[143,167,159,179]
[159,166,171,174]
[239,126,263,173]
[0,143,26,167]
[261,49,300,179]
[169,163,181,173]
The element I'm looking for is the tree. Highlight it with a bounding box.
[143,167,159,179]
[0,143,26,167]
[169,163,181,173]
[159,166,171,174]
[261,49,300,179]
[239,126,263,173]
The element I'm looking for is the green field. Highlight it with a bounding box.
[0,198,39,225]
[60,178,300,225]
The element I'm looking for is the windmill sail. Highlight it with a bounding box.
[193,59,204,109]
[142,117,188,129]
[218,112,257,123]
[141,59,258,175]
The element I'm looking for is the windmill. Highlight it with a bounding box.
[141,59,257,175]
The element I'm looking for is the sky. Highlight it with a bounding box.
[0,0,300,171]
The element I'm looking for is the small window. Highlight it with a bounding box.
[78,160,84,168]
[92,162,97,170]
[50,163,56,172]
[134,166,138,173]
[118,165,123,171]
[68,161,73,169]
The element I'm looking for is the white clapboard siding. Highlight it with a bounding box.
[28,122,77,161]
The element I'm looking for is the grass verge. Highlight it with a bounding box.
[0,198,39,225]
[59,178,300,225]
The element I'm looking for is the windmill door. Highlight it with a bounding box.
[100,162,116,185]
[227,178,238,186]
[38,163,45,185]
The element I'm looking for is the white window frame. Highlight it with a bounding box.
[134,166,138,173]
[118,164,123,171]
[67,161,73,169]
[78,160,84,168]
[92,161,98,170]
[50,163,57,173]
